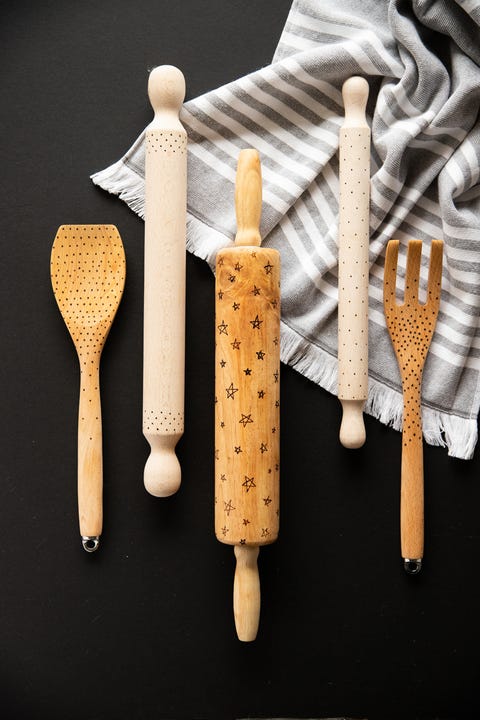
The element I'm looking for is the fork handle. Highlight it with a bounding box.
[400,387,424,573]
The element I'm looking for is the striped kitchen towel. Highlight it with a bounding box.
[91,0,480,460]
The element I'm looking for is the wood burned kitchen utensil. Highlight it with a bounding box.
[384,239,443,573]
[337,76,370,449]
[215,149,280,642]
[143,65,187,497]
[50,224,126,551]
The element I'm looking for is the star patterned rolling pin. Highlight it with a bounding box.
[215,149,280,642]
[337,76,371,449]
[143,65,187,497]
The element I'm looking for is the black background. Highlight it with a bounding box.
[1,2,480,719]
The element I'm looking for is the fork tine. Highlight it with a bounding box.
[426,239,443,311]
[404,240,422,305]
[384,239,399,309]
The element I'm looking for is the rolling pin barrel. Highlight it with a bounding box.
[337,76,370,449]
[143,65,187,497]
[215,245,281,547]
[215,149,280,641]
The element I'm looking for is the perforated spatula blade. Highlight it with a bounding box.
[50,224,126,551]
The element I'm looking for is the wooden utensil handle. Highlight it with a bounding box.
[401,387,424,573]
[143,65,187,497]
[78,360,102,550]
[234,545,260,642]
[234,149,262,247]
[338,76,370,449]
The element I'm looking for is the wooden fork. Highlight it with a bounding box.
[383,239,443,574]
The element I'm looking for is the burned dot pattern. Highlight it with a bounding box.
[214,247,280,547]
[50,225,126,536]
[337,127,370,400]
[50,225,126,367]
[384,239,443,446]
[143,408,183,434]
[145,130,187,155]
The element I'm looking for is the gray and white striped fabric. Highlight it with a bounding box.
[91,0,480,459]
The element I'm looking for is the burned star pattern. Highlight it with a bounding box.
[217,320,228,335]
[225,382,238,399]
[224,499,236,516]
[214,246,280,547]
[242,476,256,492]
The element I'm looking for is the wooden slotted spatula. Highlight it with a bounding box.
[51,225,126,552]
[383,238,443,573]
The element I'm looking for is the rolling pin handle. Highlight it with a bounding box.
[148,65,186,125]
[339,399,366,449]
[234,149,262,247]
[144,435,182,497]
[233,545,261,642]
[342,76,369,127]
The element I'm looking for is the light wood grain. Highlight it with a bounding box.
[233,546,260,642]
[215,246,280,546]
[384,238,443,572]
[234,149,262,247]
[338,76,371,449]
[50,224,126,551]
[215,149,280,641]
[143,65,187,497]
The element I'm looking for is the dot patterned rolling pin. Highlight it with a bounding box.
[143,65,187,497]
[215,149,280,642]
[337,76,371,449]
[384,239,443,574]
[50,225,126,551]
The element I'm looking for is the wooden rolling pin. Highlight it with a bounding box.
[143,65,187,497]
[337,76,371,449]
[215,149,280,642]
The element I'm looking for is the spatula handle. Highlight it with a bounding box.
[337,76,370,449]
[143,65,187,497]
[78,361,102,551]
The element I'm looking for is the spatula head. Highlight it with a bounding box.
[50,225,126,358]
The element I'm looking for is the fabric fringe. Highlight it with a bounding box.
[280,321,477,460]
[91,159,233,267]
[280,322,339,395]
[186,214,232,269]
[91,159,146,219]
[422,409,477,460]
[90,158,478,461]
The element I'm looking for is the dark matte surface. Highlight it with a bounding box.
[1,2,479,719]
